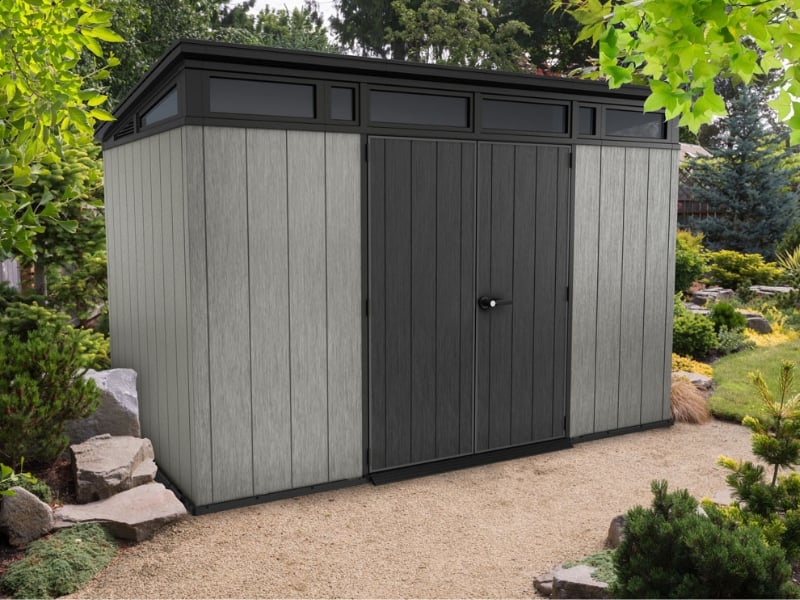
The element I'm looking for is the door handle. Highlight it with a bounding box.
[478,296,512,311]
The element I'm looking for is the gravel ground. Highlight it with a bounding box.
[73,420,755,599]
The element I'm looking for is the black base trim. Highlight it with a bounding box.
[570,418,674,444]
[156,471,366,516]
[369,437,572,485]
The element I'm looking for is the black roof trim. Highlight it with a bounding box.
[97,40,654,143]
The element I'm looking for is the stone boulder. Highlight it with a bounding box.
[750,285,795,297]
[71,434,157,503]
[672,371,713,391]
[54,483,187,542]
[0,487,54,547]
[606,514,626,549]
[691,287,733,305]
[551,565,609,599]
[741,312,772,334]
[67,369,140,444]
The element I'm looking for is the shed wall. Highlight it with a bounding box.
[570,145,678,438]
[105,126,363,507]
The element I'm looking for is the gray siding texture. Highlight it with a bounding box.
[570,145,678,438]
[104,127,363,506]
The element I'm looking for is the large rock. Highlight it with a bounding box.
[672,371,714,391]
[54,483,187,542]
[71,434,157,503]
[0,487,54,547]
[691,287,734,305]
[551,565,609,599]
[67,369,140,444]
[750,285,795,297]
[741,312,772,334]
[606,514,626,549]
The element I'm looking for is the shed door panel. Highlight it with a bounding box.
[476,143,570,451]
[368,138,476,471]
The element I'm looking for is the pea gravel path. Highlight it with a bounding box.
[74,420,754,599]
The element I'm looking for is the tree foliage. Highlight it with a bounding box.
[386,0,530,69]
[685,88,798,258]
[0,0,121,258]
[560,0,800,142]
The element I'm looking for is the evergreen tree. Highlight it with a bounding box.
[686,87,798,258]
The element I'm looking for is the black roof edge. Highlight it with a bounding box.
[96,39,655,143]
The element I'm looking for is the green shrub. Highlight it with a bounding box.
[0,462,52,503]
[710,301,747,333]
[0,301,109,369]
[719,361,800,561]
[777,245,800,287]
[611,480,795,599]
[673,299,718,359]
[0,324,101,465]
[675,230,706,293]
[0,524,117,599]
[706,249,783,290]
[717,325,755,355]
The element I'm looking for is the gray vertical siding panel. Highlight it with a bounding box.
[185,126,212,506]
[663,150,679,420]
[641,149,673,424]
[159,133,180,479]
[287,130,329,488]
[617,148,650,428]
[458,143,476,456]
[248,129,292,494]
[570,146,601,437]
[150,137,169,468]
[169,129,192,491]
[325,132,363,481]
[552,146,571,437]
[125,143,140,380]
[594,146,626,433]
[204,127,253,503]
[103,149,120,368]
[138,140,157,448]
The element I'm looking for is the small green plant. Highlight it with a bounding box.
[0,524,117,599]
[674,230,706,293]
[777,222,800,259]
[710,301,747,333]
[717,325,755,355]
[673,296,718,359]
[0,461,52,503]
[719,360,800,560]
[777,245,800,287]
[706,249,782,290]
[611,480,795,599]
[564,549,616,584]
[0,324,101,465]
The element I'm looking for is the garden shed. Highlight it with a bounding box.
[97,40,679,513]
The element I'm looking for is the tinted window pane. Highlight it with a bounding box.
[606,109,665,138]
[331,87,355,121]
[141,87,178,128]
[579,106,596,135]
[369,90,468,127]
[210,77,315,118]
[481,100,567,134]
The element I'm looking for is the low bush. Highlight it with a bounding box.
[777,222,800,259]
[670,377,711,424]
[710,301,747,333]
[706,250,782,290]
[0,524,117,599]
[0,462,52,503]
[671,353,713,378]
[717,325,755,355]
[0,324,101,465]
[612,480,795,599]
[673,311,718,359]
[675,230,706,293]
[777,246,800,287]
[0,302,109,369]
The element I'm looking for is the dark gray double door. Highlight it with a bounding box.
[368,137,570,472]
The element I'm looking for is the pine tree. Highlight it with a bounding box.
[687,87,798,258]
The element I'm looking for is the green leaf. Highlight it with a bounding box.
[57,219,78,233]
[80,33,103,57]
[86,94,108,107]
[84,26,124,43]
[88,108,114,121]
